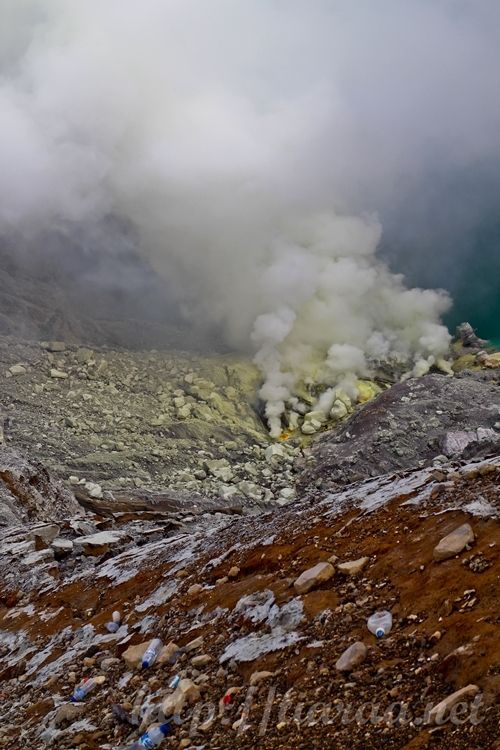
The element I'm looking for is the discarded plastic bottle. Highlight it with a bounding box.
[169,674,180,689]
[70,677,98,702]
[126,723,171,749]
[141,638,162,669]
[367,610,393,638]
[106,610,122,633]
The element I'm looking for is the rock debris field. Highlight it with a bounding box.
[0,333,499,749]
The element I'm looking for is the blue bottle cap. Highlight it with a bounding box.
[159,723,171,736]
[376,627,385,638]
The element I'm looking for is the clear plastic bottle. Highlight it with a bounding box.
[168,674,180,689]
[367,610,393,638]
[126,723,171,748]
[70,677,98,702]
[141,638,162,669]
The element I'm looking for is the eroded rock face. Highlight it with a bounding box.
[297,373,500,496]
[0,446,79,526]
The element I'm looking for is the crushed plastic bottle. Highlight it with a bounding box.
[367,610,393,638]
[126,723,171,749]
[106,610,122,633]
[141,638,162,669]
[168,674,180,689]
[70,677,98,702]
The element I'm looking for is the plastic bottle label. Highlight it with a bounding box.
[140,737,155,749]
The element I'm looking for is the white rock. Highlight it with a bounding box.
[276,487,296,506]
[219,485,238,500]
[73,531,125,556]
[28,524,60,544]
[428,685,480,724]
[238,481,263,501]
[206,459,233,482]
[265,444,287,463]
[85,481,103,498]
[23,548,55,567]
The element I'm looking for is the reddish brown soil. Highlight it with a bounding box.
[0,468,498,749]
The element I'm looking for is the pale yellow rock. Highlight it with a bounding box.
[187,583,203,596]
[121,641,149,668]
[476,351,500,369]
[337,557,369,576]
[191,654,212,667]
[184,635,204,652]
[162,679,201,717]
[356,380,381,404]
[9,364,27,376]
[433,523,475,561]
[293,561,335,594]
[158,641,180,665]
[228,566,240,578]
[50,368,68,379]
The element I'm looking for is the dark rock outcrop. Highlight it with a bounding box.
[297,373,500,495]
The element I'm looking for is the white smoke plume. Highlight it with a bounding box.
[1,1,499,434]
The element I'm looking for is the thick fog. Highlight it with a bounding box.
[1,1,499,432]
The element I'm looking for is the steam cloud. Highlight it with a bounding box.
[1,1,499,435]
